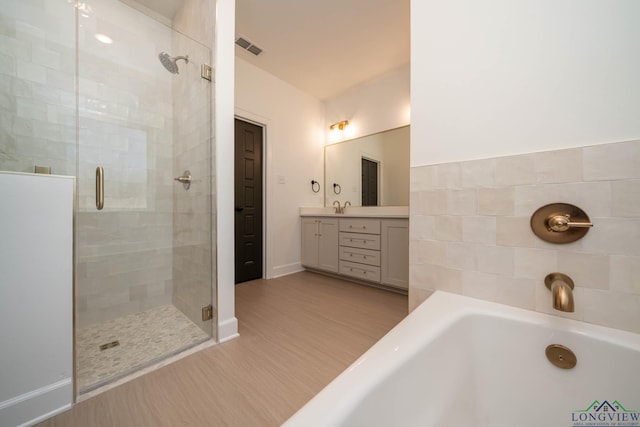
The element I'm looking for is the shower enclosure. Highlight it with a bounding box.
[1,0,216,394]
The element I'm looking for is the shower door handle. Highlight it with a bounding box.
[96,166,104,210]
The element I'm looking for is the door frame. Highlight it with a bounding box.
[234,109,269,279]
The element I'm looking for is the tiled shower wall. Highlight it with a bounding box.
[76,0,175,326]
[2,0,215,331]
[409,139,640,334]
[0,1,76,175]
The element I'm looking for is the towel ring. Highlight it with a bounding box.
[311,180,320,193]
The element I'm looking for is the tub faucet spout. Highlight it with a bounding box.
[545,273,575,313]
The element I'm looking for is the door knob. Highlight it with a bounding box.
[235,206,244,212]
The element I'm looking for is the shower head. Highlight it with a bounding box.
[158,52,189,74]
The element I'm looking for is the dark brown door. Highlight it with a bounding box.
[361,157,378,206]
[234,119,263,283]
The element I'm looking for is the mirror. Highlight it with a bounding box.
[325,125,409,207]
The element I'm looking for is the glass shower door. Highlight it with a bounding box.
[75,0,213,392]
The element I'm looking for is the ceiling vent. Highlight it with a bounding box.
[235,36,263,56]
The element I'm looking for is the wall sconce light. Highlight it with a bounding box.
[329,120,349,131]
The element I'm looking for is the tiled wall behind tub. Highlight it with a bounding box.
[76,0,175,327]
[0,1,76,175]
[409,139,640,334]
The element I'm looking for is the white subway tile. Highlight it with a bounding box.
[582,289,640,334]
[410,165,436,192]
[12,117,33,136]
[580,218,640,256]
[0,52,16,76]
[462,216,496,244]
[478,187,515,216]
[496,216,536,247]
[514,184,561,216]
[514,247,558,280]
[16,97,47,121]
[15,19,46,39]
[463,271,535,310]
[461,157,496,188]
[410,264,462,294]
[17,59,46,84]
[434,215,463,242]
[610,255,640,294]
[533,148,583,183]
[0,34,31,61]
[555,181,611,218]
[32,46,61,70]
[446,242,477,270]
[432,163,461,189]
[448,189,477,215]
[413,239,447,266]
[558,252,609,290]
[476,245,514,276]
[612,180,640,217]
[496,153,536,186]
[583,140,640,181]
[410,215,435,240]
[418,190,447,215]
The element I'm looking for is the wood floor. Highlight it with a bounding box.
[39,272,408,427]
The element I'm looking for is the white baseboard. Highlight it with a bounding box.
[218,317,239,343]
[1,378,72,427]
[270,262,303,279]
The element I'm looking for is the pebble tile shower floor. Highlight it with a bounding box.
[77,305,209,392]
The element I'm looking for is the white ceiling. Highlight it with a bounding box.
[235,0,410,100]
[134,0,184,20]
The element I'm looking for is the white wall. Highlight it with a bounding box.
[325,65,410,143]
[1,173,73,426]
[411,0,640,167]
[235,57,325,279]
[215,0,238,341]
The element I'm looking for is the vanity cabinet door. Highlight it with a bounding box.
[301,217,338,273]
[301,218,320,268]
[381,219,409,289]
[317,219,339,272]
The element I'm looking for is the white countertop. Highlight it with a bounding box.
[300,206,409,218]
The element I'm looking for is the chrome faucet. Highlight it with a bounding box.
[545,273,575,312]
[342,201,351,212]
[333,200,342,214]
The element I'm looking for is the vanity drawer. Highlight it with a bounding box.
[340,260,381,283]
[339,232,381,250]
[339,246,380,267]
[339,219,380,235]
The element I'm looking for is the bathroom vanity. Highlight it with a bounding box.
[300,207,409,291]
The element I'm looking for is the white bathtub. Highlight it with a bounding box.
[284,291,640,427]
